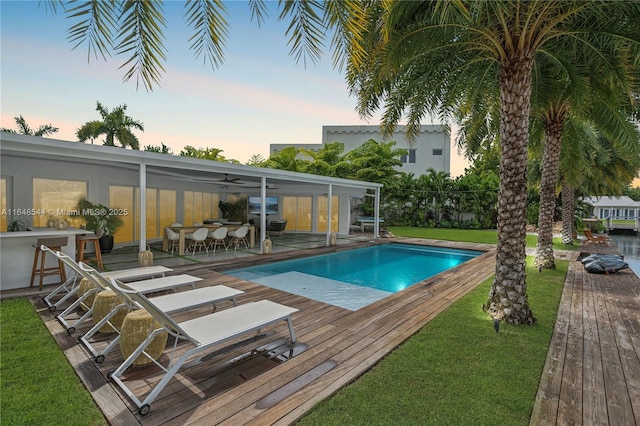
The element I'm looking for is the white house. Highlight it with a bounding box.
[270,124,451,176]
[583,195,640,232]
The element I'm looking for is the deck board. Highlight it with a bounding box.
[35,237,640,425]
[35,238,497,425]
[531,246,640,426]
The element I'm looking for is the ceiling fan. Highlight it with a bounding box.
[217,174,243,184]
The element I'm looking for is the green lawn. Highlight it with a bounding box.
[299,257,566,425]
[0,229,566,425]
[0,298,106,425]
[388,226,580,251]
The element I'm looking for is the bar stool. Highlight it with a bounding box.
[30,236,69,291]
[77,234,104,271]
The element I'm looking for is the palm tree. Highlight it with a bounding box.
[46,1,365,91]
[346,1,640,325]
[559,130,640,244]
[1,115,58,136]
[263,146,309,172]
[76,102,144,149]
[531,41,640,269]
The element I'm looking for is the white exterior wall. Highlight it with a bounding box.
[270,124,450,176]
[323,125,450,175]
[1,153,362,238]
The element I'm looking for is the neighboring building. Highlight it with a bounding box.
[270,124,451,176]
[583,195,640,232]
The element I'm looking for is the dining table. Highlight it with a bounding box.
[163,224,255,255]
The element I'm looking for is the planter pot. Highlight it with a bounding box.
[98,235,114,254]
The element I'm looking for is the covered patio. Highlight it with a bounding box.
[0,133,383,292]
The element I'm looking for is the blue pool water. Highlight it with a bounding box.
[226,244,481,310]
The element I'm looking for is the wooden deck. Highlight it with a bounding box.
[530,248,640,425]
[35,238,497,425]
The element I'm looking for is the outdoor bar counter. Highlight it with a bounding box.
[0,227,88,291]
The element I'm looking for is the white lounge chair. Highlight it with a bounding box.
[42,246,171,313]
[77,263,244,363]
[48,248,198,334]
[108,285,298,416]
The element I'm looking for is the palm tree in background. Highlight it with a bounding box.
[559,131,640,245]
[529,51,640,269]
[1,115,58,136]
[346,1,640,325]
[76,102,144,149]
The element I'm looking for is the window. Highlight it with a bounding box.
[110,186,134,243]
[317,195,339,232]
[33,178,87,228]
[283,196,312,231]
[432,148,443,156]
[1,177,7,231]
[184,191,219,225]
[401,148,417,164]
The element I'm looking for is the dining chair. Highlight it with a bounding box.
[228,225,249,251]
[165,227,179,254]
[185,227,209,255]
[207,226,228,253]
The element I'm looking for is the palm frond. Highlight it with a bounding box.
[116,0,167,91]
[184,0,228,70]
[277,0,325,67]
[65,0,118,61]
[247,0,268,27]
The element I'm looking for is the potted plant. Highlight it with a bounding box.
[76,198,123,253]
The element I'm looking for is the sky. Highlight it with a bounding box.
[0,1,470,176]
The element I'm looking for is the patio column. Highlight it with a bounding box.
[260,176,266,254]
[139,163,147,252]
[326,184,333,246]
[374,187,380,239]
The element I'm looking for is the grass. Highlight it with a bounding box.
[298,258,566,425]
[388,226,580,251]
[0,299,106,425]
[0,228,567,425]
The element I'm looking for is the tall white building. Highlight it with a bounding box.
[270,124,451,176]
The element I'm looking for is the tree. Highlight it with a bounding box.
[76,102,144,149]
[302,142,346,176]
[1,115,58,136]
[346,1,640,325]
[144,143,173,154]
[245,154,266,167]
[337,140,404,184]
[47,1,365,91]
[263,146,309,172]
[179,145,234,162]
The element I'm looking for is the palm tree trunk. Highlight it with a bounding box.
[484,55,536,325]
[561,181,575,245]
[535,111,564,270]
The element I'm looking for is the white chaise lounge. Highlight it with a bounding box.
[108,279,298,416]
[42,252,172,312]
[49,248,200,334]
[77,262,244,363]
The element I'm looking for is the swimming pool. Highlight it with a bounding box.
[226,243,481,310]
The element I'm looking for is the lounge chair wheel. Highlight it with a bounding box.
[140,404,151,416]
[67,326,75,334]
[95,355,105,364]
[49,305,57,312]
[106,370,114,380]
